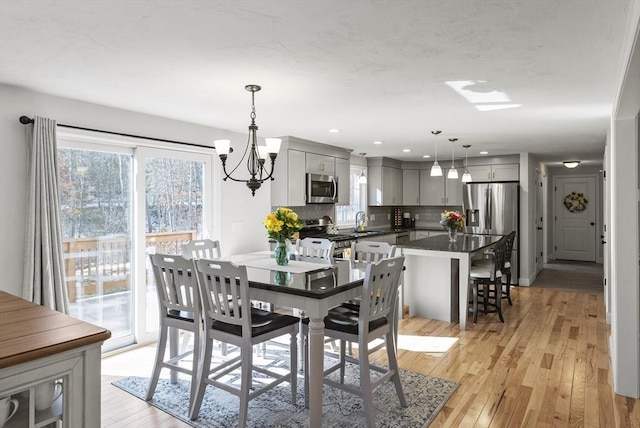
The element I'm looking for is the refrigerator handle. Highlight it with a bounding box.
[485,187,492,229]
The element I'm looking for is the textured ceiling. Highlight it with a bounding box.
[0,0,635,165]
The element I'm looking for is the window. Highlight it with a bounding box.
[335,165,367,226]
[58,131,213,351]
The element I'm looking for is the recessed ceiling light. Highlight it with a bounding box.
[422,154,431,158]
[480,151,488,155]
[373,141,383,145]
[328,128,341,133]
[402,149,411,153]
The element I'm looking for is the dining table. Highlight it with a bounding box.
[223,252,367,428]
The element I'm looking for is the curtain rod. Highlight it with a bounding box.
[18,115,215,150]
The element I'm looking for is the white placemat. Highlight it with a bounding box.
[241,257,332,273]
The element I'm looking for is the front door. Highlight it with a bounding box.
[554,175,597,261]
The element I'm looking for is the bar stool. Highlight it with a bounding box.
[469,236,506,323]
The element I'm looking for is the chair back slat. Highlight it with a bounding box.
[181,239,222,260]
[295,238,334,260]
[193,259,251,332]
[504,231,516,263]
[149,254,200,317]
[491,237,507,281]
[350,241,396,263]
[359,256,405,324]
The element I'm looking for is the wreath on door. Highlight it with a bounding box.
[563,192,588,212]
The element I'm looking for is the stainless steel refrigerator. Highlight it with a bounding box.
[462,182,519,285]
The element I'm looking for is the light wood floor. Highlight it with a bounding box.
[101,265,639,427]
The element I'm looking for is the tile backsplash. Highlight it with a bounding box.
[367,205,463,229]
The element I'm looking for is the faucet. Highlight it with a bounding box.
[355,211,366,232]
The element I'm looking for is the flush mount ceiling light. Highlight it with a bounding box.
[402,148,411,153]
[328,128,341,133]
[461,144,472,183]
[563,161,581,168]
[373,140,383,145]
[214,84,281,196]
[447,138,459,179]
[430,130,443,177]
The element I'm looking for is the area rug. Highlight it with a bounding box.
[112,352,458,427]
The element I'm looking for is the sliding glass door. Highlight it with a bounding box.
[58,137,212,351]
[136,148,211,343]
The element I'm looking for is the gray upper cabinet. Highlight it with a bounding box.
[466,163,519,182]
[306,153,335,175]
[419,169,462,205]
[402,169,420,206]
[271,149,306,207]
[335,157,350,206]
[368,159,403,206]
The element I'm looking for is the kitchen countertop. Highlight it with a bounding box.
[400,233,503,253]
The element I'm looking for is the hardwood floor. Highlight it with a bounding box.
[101,264,639,427]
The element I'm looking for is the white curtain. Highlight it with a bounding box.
[22,116,69,313]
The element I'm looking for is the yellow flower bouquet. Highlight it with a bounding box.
[264,207,303,265]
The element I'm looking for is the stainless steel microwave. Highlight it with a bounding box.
[306,173,338,203]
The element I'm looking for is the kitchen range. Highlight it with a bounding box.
[298,219,355,258]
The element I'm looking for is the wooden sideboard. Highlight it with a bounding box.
[0,291,111,428]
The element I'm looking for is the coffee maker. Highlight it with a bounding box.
[402,212,412,229]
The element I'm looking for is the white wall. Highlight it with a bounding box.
[519,153,536,285]
[0,84,272,298]
[609,2,640,398]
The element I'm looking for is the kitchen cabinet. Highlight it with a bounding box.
[402,169,420,205]
[419,169,462,205]
[306,153,335,176]
[359,232,397,245]
[271,149,306,206]
[466,163,519,182]
[369,165,402,206]
[414,230,429,240]
[0,292,110,428]
[335,157,350,206]
[270,136,352,207]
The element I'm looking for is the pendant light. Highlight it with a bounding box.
[447,138,458,179]
[430,130,443,176]
[358,170,367,184]
[461,144,472,182]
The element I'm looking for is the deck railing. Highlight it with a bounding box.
[63,231,196,302]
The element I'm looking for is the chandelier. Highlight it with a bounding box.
[214,85,281,196]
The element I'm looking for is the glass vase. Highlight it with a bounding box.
[448,228,458,242]
[274,240,289,266]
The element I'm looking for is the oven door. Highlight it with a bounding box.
[306,173,338,203]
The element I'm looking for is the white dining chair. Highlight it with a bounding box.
[146,254,202,414]
[302,256,407,427]
[350,240,396,263]
[189,259,299,427]
[180,239,223,354]
[181,239,222,260]
[295,237,335,261]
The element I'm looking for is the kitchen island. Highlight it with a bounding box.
[400,233,503,330]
